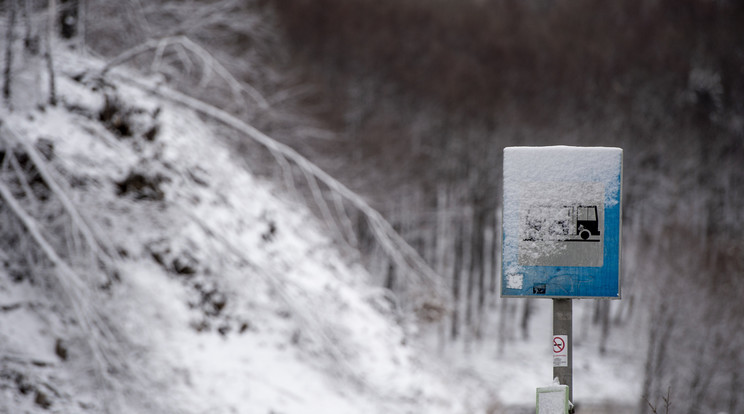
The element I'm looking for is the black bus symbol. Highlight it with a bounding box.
[523,205,601,242]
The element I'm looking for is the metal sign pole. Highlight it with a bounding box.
[553,298,573,411]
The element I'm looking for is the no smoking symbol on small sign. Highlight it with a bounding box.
[552,335,568,367]
[553,336,565,353]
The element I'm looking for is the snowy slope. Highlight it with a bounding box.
[0,51,491,414]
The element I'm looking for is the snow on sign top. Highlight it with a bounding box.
[501,146,623,298]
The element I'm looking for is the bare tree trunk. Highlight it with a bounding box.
[3,0,18,105]
[435,184,449,350]
[483,209,495,298]
[644,303,675,411]
[45,0,57,106]
[593,299,602,324]
[520,299,532,340]
[652,313,674,391]
[730,371,740,414]
[615,293,634,325]
[474,209,487,340]
[58,0,78,39]
[496,297,511,356]
[640,301,667,414]
[383,262,395,291]
[639,329,656,414]
[434,184,448,277]
[463,206,475,349]
[450,220,463,341]
[22,0,39,54]
[475,217,488,340]
[79,0,88,50]
[490,208,500,296]
[688,336,723,414]
[599,300,611,354]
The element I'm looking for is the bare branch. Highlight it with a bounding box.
[2,126,117,278]
[8,149,41,210]
[0,179,115,368]
[110,72,448,306]
[646,397,658,414]
[663,387,672,414]
[100,35,269,109]
[300,163,336,233]
[331,191,359,248]
[267,147,298,194]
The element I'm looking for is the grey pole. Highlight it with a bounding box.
[553,298,573,410]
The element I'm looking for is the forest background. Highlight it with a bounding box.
[2,0,744,413]
[273,2,744,411]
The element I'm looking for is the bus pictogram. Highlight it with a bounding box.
[522,204,601,242]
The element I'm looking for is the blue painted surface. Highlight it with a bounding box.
[501,147,622,298]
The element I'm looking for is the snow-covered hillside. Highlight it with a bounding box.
[0,51,491,414]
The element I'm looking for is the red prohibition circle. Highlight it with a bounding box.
[553,337,565,353]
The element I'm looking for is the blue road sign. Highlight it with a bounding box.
[501,146,623,298]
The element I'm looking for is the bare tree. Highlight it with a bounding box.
[3,0,18,105]
[44,0,57,105]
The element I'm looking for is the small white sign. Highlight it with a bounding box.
[553,335,568,367]
[537,385,569,413]
[506,273,524,289]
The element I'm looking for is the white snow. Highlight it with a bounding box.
[504,146,623,208]
[440,298,643,412]
[0,51,491,413]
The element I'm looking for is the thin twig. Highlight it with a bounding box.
[331,191,359,247]
[663,386,672,414]
[646,397,658,414]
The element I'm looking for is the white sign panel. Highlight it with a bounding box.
[552,335,568,367]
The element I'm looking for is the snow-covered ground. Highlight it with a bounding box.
[443,299,644,412]
[0,50,492,413]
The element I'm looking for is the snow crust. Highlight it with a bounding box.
[504,146,622,208]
